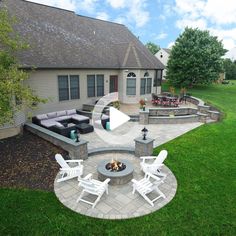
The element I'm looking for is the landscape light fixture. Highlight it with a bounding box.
[141,127,148,140]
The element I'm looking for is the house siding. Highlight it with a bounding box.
[25,69,120,115]
[155,49,170,79]
[25,69,161,115]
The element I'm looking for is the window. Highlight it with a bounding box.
[96,75,104,97]
[126,72,136,95]
[87,75,95,97]
[58,76,69,101]
[140,73,152,95]
[87,74,104,97]
[70,75,80,99]
[154,69,162,86]
[147,78,152,93]
[58,75,80,101]
[140,78,146,95]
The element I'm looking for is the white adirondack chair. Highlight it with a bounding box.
[77,174,110,208]
[132,172,166,207]
[55,154,84,183]
[140,150,168,179]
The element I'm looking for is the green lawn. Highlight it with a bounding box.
[1,82,236,235]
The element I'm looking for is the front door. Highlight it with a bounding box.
[109,75,118,93]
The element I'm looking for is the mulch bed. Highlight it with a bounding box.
[0,129,67,191]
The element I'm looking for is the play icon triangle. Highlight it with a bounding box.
[109,107,130,130]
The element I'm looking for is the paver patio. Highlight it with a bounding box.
[54,117,203,218]
[54,153,177,219]
[83,121,203,151]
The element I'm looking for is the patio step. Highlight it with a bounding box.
[129,115,139,122]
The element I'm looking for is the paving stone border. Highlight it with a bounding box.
[54,152,177,219]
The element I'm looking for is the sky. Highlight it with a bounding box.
[28,0,236,52]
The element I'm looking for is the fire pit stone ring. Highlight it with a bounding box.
[97,159,134,185]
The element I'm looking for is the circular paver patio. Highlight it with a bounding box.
[54,153,177,219]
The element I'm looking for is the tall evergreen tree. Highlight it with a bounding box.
[166,27,227,87]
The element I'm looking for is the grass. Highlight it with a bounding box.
[1,82,236,235]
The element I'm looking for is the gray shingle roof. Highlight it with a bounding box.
[1,0,164,70]
[163,48,171,54]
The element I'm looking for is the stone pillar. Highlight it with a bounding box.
[68,139,88,160]
[139,110,149,125]
[134,137,154,157]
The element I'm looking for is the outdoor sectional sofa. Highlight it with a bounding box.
[32,109,90,137]
[32,109,110,137]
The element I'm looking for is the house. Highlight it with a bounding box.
[155,48,171,79]
[0,0,164,138]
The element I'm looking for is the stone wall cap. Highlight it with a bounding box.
[208,110,220,114]
[134,137,154,143]
[139,110,149,114]
[197,112,208,117]
[198,104,210,108]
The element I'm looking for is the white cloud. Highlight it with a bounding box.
[176,18,207,30]
[129,1,150,28]
[163,4,174,16]
[96,12,109,21]
[209,28,236,41]
[172,0,236,50]
[29,0,150,27]
[114,16,126,24]
[209,28,236,50]
[174,0,236,27]
[203,0,236,25]
[167,41,175,48]
[174,0,206,30]
[106,0,126,9]
[75,0,98,13]
[28,0,77,11]
[223,47,236,60]
[107,0,150,27]
[222,39,236,50]
[155,32,168,40]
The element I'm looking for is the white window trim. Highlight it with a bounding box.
[126,72,136,96]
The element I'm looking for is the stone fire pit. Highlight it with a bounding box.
[97,159,134,185]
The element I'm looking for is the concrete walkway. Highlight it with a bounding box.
[54,153,177,219]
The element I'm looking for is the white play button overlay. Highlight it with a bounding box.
[109,107,130,130]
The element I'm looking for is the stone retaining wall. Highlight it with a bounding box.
[139,96,221,125]
[25,123,88,160]
[149,114,199,124]
[149,107,198,116]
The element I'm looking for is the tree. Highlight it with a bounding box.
[0,9,46,125]
[223,58,236,80]
[166,27,227,87]
[145,42,160,55]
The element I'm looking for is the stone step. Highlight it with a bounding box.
[129,115,139,122]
